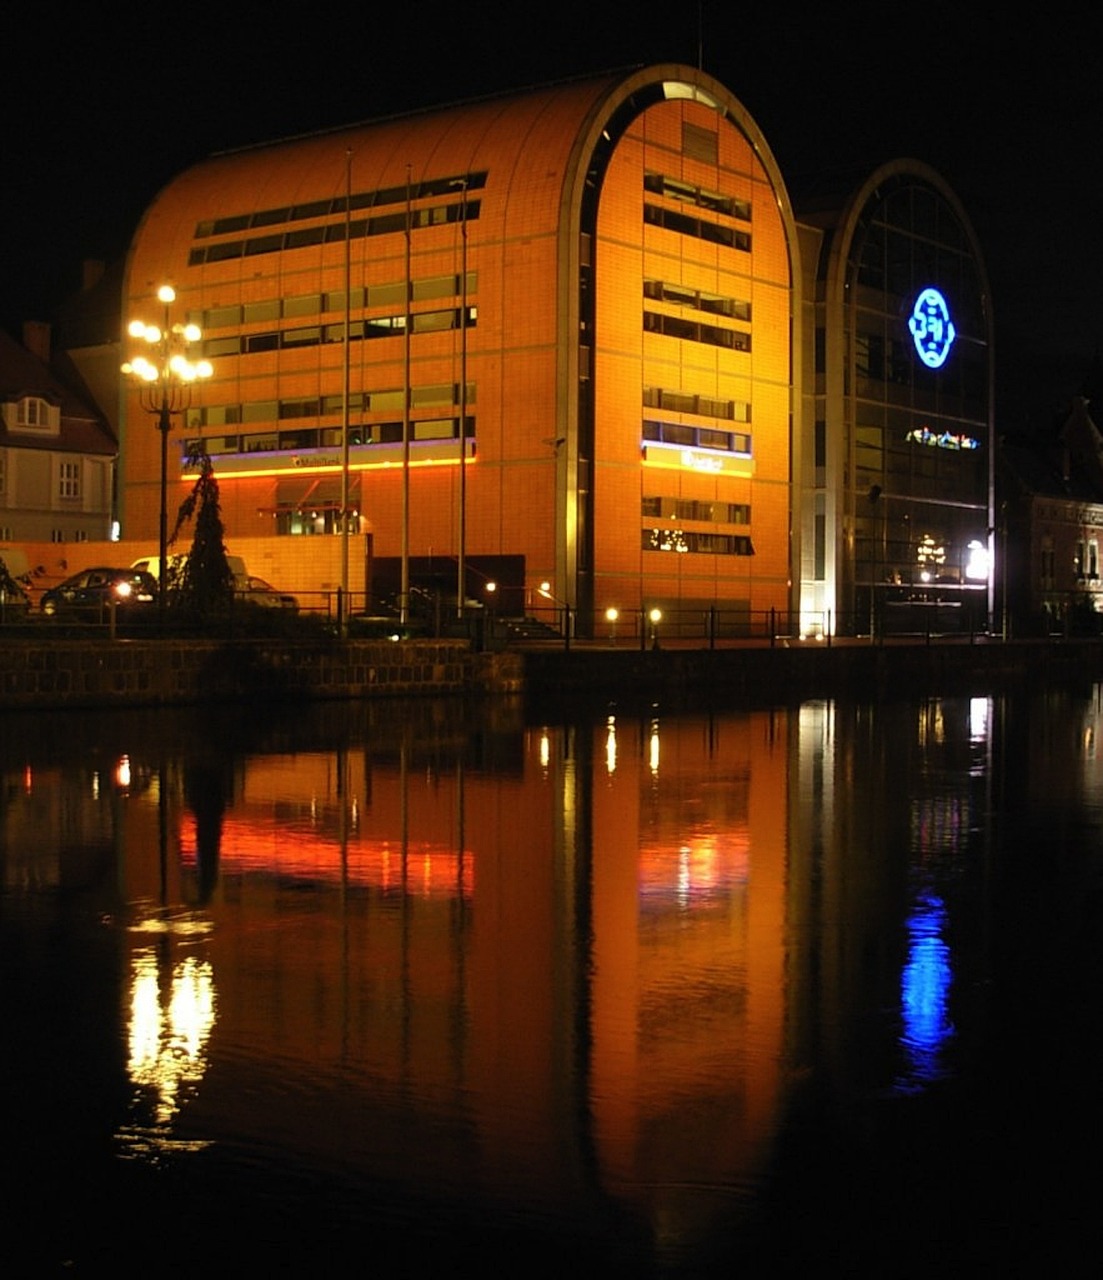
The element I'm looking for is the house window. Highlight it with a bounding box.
[14,397,56,433]
[59,461,81,501]
[19,397,47,426]
[1040,537,1054,587]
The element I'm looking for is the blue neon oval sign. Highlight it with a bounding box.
[908,287,956,369]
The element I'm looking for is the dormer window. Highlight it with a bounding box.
[11,396,59,433]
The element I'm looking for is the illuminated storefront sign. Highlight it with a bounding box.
[908,287,956,369]
[641,442,752,475]
[906,425,979,451]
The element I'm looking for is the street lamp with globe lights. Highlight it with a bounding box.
[121,285,212,624]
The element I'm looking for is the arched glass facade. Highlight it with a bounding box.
[805,164,993,636]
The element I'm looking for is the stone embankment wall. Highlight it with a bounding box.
[0,640,524,710]
[516,639,1103,712]
[4,636,1103,713]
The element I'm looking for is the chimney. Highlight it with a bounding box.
[22,321,50,363]
[82,259,105,291]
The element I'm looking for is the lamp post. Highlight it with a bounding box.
[648,607,662,650]
[121,285,212,626]
[538,579,572,649]
[867,483,883,640]
[605,606,619,645]
[482,579,496,647]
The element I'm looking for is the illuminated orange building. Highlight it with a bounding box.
[120,65,799,632]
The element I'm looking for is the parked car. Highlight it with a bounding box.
[237,575,299,611]
[40,568,158,618]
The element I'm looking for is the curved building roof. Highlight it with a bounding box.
[126,65,795,309]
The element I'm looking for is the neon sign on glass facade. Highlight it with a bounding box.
[908,287,956,369]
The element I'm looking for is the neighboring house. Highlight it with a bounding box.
[1000,397,1103,633]
[0,322,117,546]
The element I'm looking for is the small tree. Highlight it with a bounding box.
[168,443,235,614]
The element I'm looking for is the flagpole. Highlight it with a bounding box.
[400,165,412,626]
[455,176,468,619]
[340,147,352,635]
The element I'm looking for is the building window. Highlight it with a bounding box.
[681,123,719,166]
[644,311,751,351]
[58,461,81,501]
[188,383,474,440]
[19,397,48,426]
[643,528,754,556]
[187,416,476,461]
[642,497,750,524]
[644,279,751,321]
[644,203,751,253]
[11,396,57,433]
[644,172,750,222]
[644,386,750,423]
[1040,538,1055,587]
[642,419,752,455]
[814,501,826,580]
[197,306,475,362]
[188,185,485,267]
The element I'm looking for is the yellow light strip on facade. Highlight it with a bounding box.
[182,457,472,480]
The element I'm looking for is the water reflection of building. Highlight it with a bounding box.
[787,697,997,1101]
[94,709,793,1255]
[589,710,790,1250]
[7,697,1038,1259]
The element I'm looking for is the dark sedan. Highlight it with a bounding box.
[237,575,299,611]
[40,567,158,618]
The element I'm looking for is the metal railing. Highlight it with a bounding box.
[3,591,1089,650]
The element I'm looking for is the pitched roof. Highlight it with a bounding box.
[1001,398,1103,504]
[0,326,116,456]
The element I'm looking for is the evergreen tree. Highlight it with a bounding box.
[168,443,235,614]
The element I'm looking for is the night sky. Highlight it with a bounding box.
[3,3,1099,428]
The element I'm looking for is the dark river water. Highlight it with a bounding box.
[2,688,1102,1277]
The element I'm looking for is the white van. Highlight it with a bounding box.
[131,554,248,589]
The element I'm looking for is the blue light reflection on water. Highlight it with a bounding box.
[898,891,954,1088]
